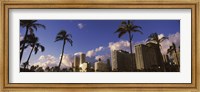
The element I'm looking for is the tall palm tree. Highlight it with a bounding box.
[147,32,168,71]
[167,42,179,65]
[115,20,143,71]
[20,20,46,63]
[55,30,73,71]
[24,35,45,69]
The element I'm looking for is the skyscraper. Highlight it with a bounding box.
[73,55,80,72]
[80,53,86,64]
[111,50,135,72]
[135,43,158,70]
[94,58,108,72]
[106,59,112,72]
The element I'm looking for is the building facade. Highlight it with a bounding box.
[80,53,86,64]
[111,50,135,72]
[135,43,159,70]
[95,59,108,72]
[73,55,80,72]
[106,59,112,72]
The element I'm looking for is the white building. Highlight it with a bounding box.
[80,62,90,72]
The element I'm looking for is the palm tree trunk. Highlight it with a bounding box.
[24,45,35,70]
[128,32,134,71]
[58,41,65,70]
[20,26,28,63]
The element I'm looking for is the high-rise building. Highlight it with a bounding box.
[95,59,108,72]
[80,53,86,64]
[106,59,112,72]
[73,55,80,72]
[135,43,158,70]
[111,50,135,72]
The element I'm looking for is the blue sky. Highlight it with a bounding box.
[20,20,180,68]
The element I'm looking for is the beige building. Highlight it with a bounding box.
[95,59,108,72]
[73,55,80,72]
[111,50,135,72]
[135,43,158,70]
[73,53,87,72]
[80,53,86,64]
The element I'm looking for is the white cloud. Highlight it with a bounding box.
[34,55,57,69]
[160,32,180,54]
[108,40,130,52]
[38,55,45,61]
[77,23,84,29]
[60,54,73,68]
[95,54,110,62]
[158,34,164,39]
[86,50,96,57]
[33,54,73,69]
[86,46,105,57]
[74,52,83,56]
[95,46,104,52]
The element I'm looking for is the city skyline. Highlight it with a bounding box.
[20,20,180,71]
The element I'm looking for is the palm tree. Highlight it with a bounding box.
[24,35,45,69]
[167,42,179,65]
[20,20,46,63]
[55,30,73,71]
[115,20,143,71]
[147,32,168,71]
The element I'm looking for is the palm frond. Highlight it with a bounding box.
[66,38,73,46]
[114,27,124,33]
[55,30,73,47]
[31,25,38,31]
[28,28,34,33]
[132,25,142,30]
[132,29,143,34]
[118,31,126,38]
[172,42,176,49]
[34,47,38,54]
[147,33,159,42]
[66,34,72,38]
[167,46,174,56]
[34,23,46,30]
[57,30,66,36]
[159,37,168,43]
[121,21,127,25]
[40,45,45,52]
[55,36,64,42]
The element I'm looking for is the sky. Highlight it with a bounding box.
[20,20,180,69]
